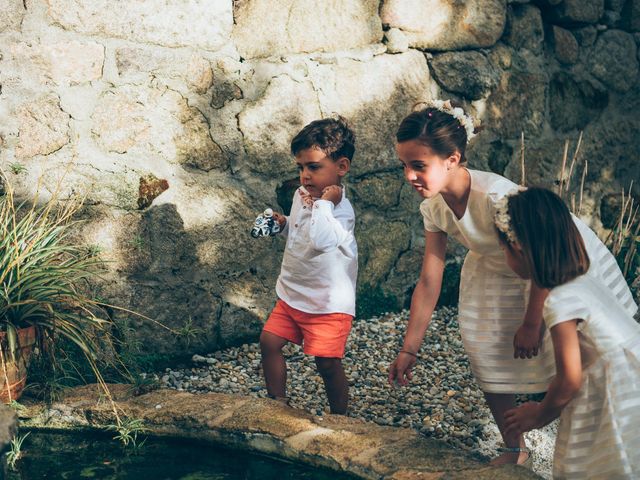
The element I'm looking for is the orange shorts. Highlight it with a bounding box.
[263,300,353,358]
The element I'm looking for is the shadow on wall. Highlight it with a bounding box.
[111,201,278,364]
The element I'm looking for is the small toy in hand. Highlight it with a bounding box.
[251,208,281,238]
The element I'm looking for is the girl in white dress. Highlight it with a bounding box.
[498,187,640,479]
[387,101,637,466]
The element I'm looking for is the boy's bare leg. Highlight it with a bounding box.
[484,392,529,465]
[260,331,289,399]
[315,357,348,414]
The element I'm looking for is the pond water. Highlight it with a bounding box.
[5,431,354,479]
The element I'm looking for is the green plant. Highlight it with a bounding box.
[24,352,82,404]
[0,178,122,402]
[84,244,105,257]
[9,163,27,175]
[126,373,160,396]
[7,399,25,412]
[601,185,639,280]
[128,235,145,251]
[5,431,29,470]
[0,174,179,411]
[176,316,204,348]
[107,417,147,449]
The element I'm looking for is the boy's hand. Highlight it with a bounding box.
[299,188,314,207]
[321,185,342,206]
[513,322,545,359]
[388,352,416,387]
[272,212,287,228]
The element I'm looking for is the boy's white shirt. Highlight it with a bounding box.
[275,187,358,316]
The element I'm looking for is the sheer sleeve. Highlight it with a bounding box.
[420,200,443,233]
[544,289,590,328]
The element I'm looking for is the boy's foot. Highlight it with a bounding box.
[490,447,532,468]
[267,394,290,406]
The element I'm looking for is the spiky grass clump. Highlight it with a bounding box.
[0,179,123,402]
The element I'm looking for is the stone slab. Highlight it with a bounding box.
[15,94,70,159]
[589,30,639,92]
[91,86,226,170]
[237,74,322,176]
[233,0,382,59]
[18,386,543,479]
[9,40,104,86]
[381,0,506,50]
[309,50,433,176]
[549,0,605,24]
[45,0,232,52]
[0,0,25,32]
[429,50,500,100]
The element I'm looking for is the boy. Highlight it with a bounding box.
[259,116,357,414]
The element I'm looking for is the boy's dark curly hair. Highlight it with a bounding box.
[291,116,355,162]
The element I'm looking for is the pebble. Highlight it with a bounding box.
[150,307,556,479]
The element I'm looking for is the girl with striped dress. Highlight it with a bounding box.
[498,187,640,479]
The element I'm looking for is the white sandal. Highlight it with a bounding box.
[496,446,533,469]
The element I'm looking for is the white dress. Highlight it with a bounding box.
[544,275,640,479]
[420,169,637,393]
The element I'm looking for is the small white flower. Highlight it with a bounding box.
[424,99,477,144]
[494,187,527,243]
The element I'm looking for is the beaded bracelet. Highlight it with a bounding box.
[400,350,418,359]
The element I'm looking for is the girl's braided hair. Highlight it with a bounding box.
[396,101,477,163]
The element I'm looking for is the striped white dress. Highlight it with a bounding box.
[544,275,640,479]
[420,169,637,393]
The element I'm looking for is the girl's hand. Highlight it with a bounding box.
[321,185,342,206]
[272,212,287,228]
[513,323,545,359]
[504,402,544,437]
[388,351,417,387]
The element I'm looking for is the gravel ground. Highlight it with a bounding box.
[150,307,557,478]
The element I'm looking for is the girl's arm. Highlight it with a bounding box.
[504,320,582,436]
[513,283,549,358]
[538,320,583,421]
[388,230,447,386]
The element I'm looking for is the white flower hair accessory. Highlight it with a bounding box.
[494,186,528,243]
[428,99,477,143]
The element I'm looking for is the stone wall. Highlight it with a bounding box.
[0,0,638,357]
